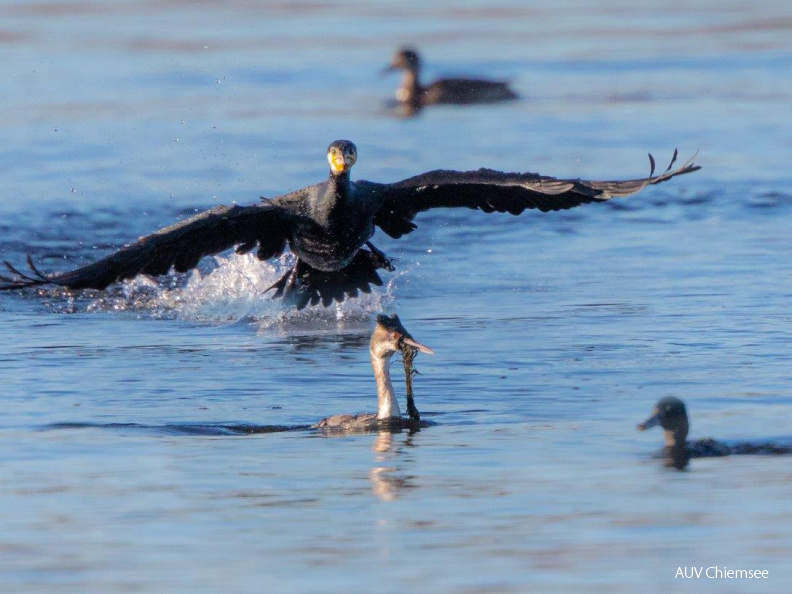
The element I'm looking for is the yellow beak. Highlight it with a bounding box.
[330,154,348,173]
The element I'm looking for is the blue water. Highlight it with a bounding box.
[2,0,792,591]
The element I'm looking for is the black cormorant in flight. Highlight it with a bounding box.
[383,47,519,110]
[0,140,700,309]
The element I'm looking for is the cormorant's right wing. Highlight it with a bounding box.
[1,202,292,291]
[373,151,700,238]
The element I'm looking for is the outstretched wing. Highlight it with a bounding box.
[1,202,292,291]
[373,151,700,238]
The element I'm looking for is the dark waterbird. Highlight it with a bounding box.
[383,47,519,111]
[0,140,700,308]
[637,397,792,470]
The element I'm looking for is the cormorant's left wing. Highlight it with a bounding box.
[373,151,700,238]
[0,202,292,291]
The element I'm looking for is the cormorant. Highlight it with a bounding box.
[0,140,700,309]
[637,397,792,469]
[383,47,519,110]
[315,313,434,432]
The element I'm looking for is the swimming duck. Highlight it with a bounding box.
[0,140,700,309]
[637,397,792,469]
[315,313,433,432]
[383,47,518,109]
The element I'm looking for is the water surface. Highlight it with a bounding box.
[2,0,792,592]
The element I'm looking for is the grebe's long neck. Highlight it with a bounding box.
[371,351,401,420]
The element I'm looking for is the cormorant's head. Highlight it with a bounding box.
[637,397,690,443]
[384,47,421,74]
[327,140,357,175]
[371,313,434,359]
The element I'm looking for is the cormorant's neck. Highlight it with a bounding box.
[397,68,422,104]
[663,445,690,470]
[328,170,351,203]
[371,351,401,420]
[663,425,688,449]
[313,170,351,227]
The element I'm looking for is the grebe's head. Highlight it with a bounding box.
[637,397,690,442]
[383,47,421,75]
[371,313,434,359]
[327,140,357,175]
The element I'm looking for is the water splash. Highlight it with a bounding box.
[44,252,404,327]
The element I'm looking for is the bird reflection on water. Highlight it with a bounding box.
[369,431,418,502]
[273,330,371,355]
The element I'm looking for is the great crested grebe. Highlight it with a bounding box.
[42,314,434,436]
[1,141,699,309]
[383,47,518,109]
[315,314,434,432]
[638,397,792,469]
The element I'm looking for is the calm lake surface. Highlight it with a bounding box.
[2,0,792,592]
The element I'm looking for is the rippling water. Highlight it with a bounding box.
[2,0,792,592]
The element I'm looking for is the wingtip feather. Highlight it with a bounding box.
[665,148,679,173]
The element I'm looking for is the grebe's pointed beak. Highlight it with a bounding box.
[401,336,434,355]
[380,64,397,77]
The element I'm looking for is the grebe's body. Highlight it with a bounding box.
[315,314,433,432]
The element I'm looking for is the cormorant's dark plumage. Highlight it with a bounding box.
[384,47,518,110]
[1,140,700,309]
[638,397,792,470]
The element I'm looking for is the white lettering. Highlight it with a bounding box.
[679,566,768,579]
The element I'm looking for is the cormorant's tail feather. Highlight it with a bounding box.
[265,250,388,310]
